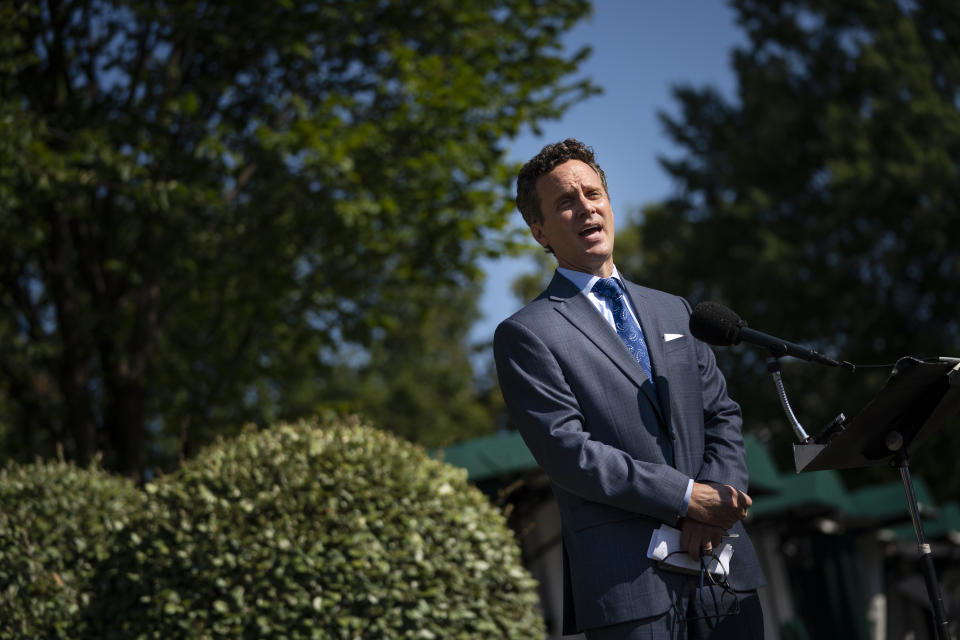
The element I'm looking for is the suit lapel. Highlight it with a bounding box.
[546,273,663,419]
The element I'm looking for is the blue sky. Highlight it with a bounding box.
[472,1,748,344]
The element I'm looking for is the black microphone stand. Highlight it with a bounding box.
[768,353,957,640]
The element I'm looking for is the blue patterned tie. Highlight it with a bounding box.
[592,278,656,388]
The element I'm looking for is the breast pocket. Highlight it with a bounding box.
[662,333,690,354]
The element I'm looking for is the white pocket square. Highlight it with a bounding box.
[664,333,684,342]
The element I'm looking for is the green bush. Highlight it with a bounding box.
[84,417,545,639]
[0,459,144,638]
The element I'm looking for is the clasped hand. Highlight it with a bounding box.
[679,482,752,559]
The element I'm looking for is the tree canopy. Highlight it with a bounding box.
[615,0,960,497]
[0,0,597,474]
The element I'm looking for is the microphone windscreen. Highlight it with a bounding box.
[689,301,745,346]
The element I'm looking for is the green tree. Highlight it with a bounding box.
[0,0,597,474]
[618,0,960,498]
[317,279,496,448]
[509,250,557,306]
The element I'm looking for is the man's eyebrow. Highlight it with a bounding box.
[551,185,578,206]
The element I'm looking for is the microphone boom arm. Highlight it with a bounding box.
[766,356,811,443]
[740,327,853,370]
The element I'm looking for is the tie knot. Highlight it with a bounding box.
[592,277,623,301]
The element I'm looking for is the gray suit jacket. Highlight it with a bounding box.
[494,272,765,634]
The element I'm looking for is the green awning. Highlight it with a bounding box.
[846,477,937,528]
[883,501,960,542]
[750,469,851,519]
[433,431,537,482]
[923,501,960,540]
[744,435,784,495]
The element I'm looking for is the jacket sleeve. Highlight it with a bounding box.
[494,317,691,525]
[687,298,750,493]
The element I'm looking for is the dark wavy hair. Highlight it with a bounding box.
[515,138,609,226]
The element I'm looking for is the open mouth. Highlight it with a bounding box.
[579,225,602,238]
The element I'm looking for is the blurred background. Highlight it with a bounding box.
[2,1,959,638]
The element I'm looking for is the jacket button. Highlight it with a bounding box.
[669,430,678,440]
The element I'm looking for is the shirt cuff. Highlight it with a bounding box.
[679,479,694,519]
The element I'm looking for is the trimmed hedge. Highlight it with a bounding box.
[0,459,144,638]
[2,417,544,638]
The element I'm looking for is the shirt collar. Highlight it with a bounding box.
[557,265,626,294]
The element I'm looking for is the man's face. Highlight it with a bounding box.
[530,159,615,277]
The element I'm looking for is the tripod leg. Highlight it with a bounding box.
[892,446,952,640]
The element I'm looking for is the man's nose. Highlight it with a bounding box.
[575,192,595,216]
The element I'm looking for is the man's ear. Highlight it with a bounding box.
[530,222,550,249]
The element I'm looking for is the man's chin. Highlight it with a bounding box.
[584,246,613,265]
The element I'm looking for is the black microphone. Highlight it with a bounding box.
[689,301,852,369]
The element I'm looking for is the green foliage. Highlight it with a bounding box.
[78,417,543,638]
[0,0,597,473]
[509,251,558,307]
[319,282,500,448]
[0,459,144,638]
[617,0,960,497]
[0,419,543,638]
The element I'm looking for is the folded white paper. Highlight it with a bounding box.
[646,524,734,578]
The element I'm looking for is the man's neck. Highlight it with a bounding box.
[555,257,614,278]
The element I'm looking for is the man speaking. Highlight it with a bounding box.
[494,139,765,639]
